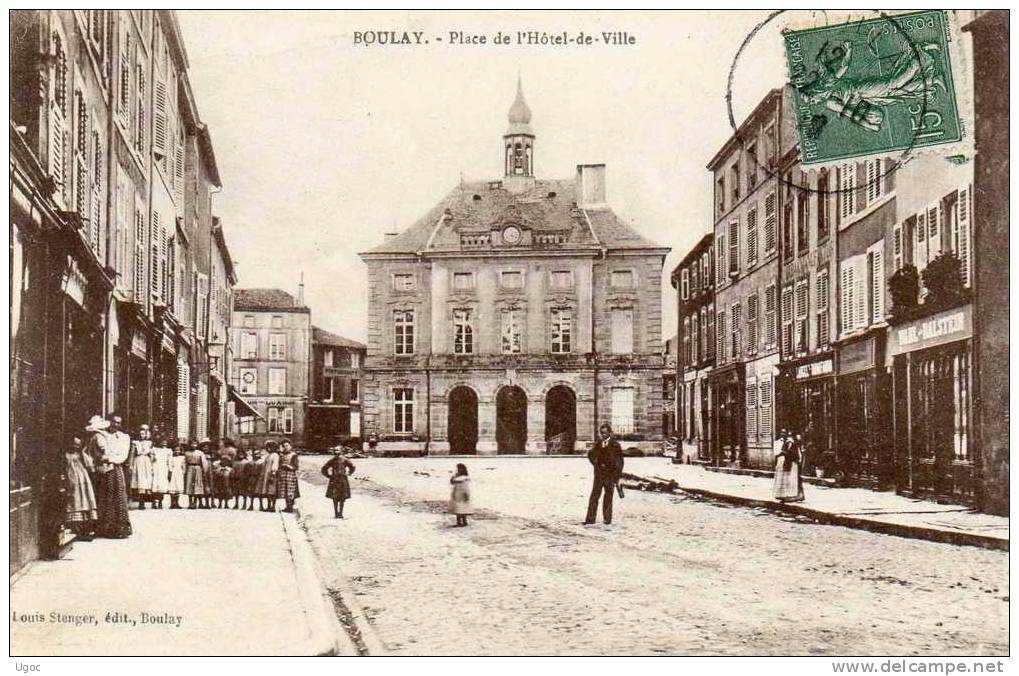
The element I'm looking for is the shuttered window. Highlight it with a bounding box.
[746,293,759,354]
[764,284,777,347]
[868,242,885,323]
[927,204,941,258]
[759,378,773,439]
[839,162,856,219]
[746,378,758,440]
[716,234,726,283]
[866,158,884,205]
[730,301,742,359]
[176,360,190,440]
[764,192,777,254]
[134,207,146,301]
[699,306,708,361]
[706,304,716,360]
[716,310,727,363]
[728,221,739,275]
[746,205,758,267]
[781,285,794,356]
[795,280,809,353]
[956,187,971,286]
[816,270,830,347]
[154,79,168,159]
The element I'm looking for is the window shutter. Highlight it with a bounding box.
[840,263,852,336]
[150,211,161,298]
[717,310,726,362]
[731,300,742,358]
[728,221,739,274]
[854,257,867,328]
[700,306,708,361]
[764,284,776,346]
[174,142,185,200]
[866,159,883,204]
[176,360,190,440]
[154,80,168,158]
[746,293,758,353]
[747,206,758,267]
[871,247,885,323]
[892,224,903,272]
[840,163,855,218]
[927,204,941,258]
[118,28,131,119]
[759,378,772,438]
[717,234,726,282]
[746,378,758,440]
[957,187,971,286]
[134,207,146,300]
[764,192,776,253]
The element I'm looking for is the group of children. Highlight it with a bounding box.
[128,432,302,512]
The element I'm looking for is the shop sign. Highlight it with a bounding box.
[131,330,148,359]
[263,399,292,407]
[61,257,87,308]
[795,358,833,380]
[889,305,972,356]
[838,337,875,375]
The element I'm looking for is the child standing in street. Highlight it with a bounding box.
[213,455,233,508]
[167,440,186,509]
[450,463,473,527]
[149,432,172,509]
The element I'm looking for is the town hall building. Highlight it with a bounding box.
[358,79,670,455]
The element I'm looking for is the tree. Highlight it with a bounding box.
[888,264,920,321]
[922,252,967,310]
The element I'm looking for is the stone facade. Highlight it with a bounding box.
[359,82,669,456]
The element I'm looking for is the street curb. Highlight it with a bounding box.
[293,494,389,656]
[278,511,358,656]
[673,484,1009,552]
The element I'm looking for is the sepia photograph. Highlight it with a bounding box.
[7,8,1010,663]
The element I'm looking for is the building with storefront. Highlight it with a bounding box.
[307,327,366,452]
[671,234,715,462]
[358,79,669,456]
[231,288,312,449]
[9,10,237,575]
[707,89,794,469]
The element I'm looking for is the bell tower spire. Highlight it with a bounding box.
[503,73,535,193]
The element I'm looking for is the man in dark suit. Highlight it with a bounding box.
[585,423,624,525]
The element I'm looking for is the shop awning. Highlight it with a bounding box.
[228,386,262,419]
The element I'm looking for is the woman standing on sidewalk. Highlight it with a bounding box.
[449,463,473,527]
[130,424,154,510]
[773,429,805,503]
[64,433,97,540]
[321,446,355,518]
[276,440,300,513]
[184,441,207,509]
[86,415,132,538]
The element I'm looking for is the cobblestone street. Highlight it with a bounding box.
[298,457,1008,656]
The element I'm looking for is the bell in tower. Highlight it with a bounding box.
[503,74,535,194]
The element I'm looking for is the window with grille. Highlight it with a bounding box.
[611,388,635,434]
[393,388,414,433]
[269,333,287,360]
[501,309,522,354]
[394,310,415,355]
[393,273,415,291]
[816,270,830,347]
[268,368,287,395]
[551,309,572,353]
[453,309,474,354]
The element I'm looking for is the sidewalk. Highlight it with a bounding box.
[10,508,352,656]
[623,459,1009,551]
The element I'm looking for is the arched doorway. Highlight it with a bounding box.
[448,386,478,455]
[545,385,576,453]
[496,386,527,454]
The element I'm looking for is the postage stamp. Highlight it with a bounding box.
[784,10,964,166]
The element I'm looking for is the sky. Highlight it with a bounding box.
[177,10,800,342]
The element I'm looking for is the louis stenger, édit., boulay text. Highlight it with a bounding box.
[11,610,184,628]
[353,29,637,46]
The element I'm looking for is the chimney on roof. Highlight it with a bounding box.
[297,272,305,306]
[576,164,607,209]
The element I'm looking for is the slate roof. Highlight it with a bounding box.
[312,326,366,350]
[361,178,665,256]
[233,288,309,312]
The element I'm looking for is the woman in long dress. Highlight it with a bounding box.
[276,441,300,513]
[773,429,805,503]
[321,447,355,519]
[247,448,264,511]
[258,441,281,512]
[65,434,97,540]
[86,415,132,539]
[449,463,473,527]
[149,431,172,509]
[167,440,186,509]
[184,441,207,509]
[199,439,215,509]
[130,424,154,509]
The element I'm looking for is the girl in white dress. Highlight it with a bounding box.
[130,424,155,509]
[167,440,186,509]
[149,431,172,509]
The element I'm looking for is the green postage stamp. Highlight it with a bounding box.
[784,10,965,166]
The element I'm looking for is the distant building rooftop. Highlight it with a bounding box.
[233,288,309,313]
[312,326,366,350]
